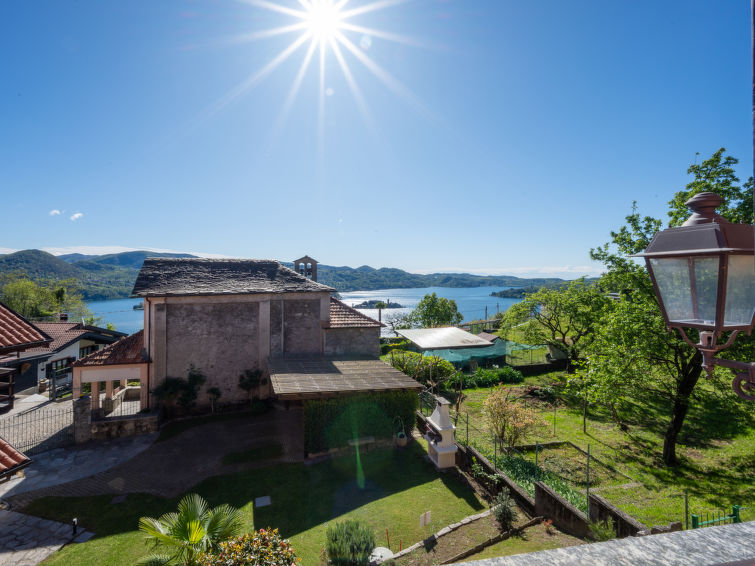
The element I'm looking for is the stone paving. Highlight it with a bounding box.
[0,433,157,502]
[0,510,93,566]
[0,407,302,565]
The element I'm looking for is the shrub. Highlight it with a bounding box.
[153,364,207,413]
[492,490,516,530]
[483,386,538,447]
[589,518,616,541]
[304,391,418,454]
[199,528,300,565]
[388,350,456,384]
[326,520,375,565]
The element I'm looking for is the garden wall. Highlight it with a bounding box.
[90,413,159,441]
[589,493,647,537]
[535,481,591,538]
[457,443,535,516]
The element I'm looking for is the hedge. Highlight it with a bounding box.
[447,367,524,389]
[304,391,418,454]
[387,350,456,384]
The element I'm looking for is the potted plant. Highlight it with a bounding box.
[393,416,408,447]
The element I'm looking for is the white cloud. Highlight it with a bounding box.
[49,209,61,216]
[0,247,18,254]
[69,212,83,221]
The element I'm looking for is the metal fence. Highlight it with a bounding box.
[0,402,74,455]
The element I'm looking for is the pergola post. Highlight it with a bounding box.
[91,381,101,410]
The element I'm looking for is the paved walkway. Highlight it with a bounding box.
[0,406,302,565]
[6,406,303,509]
[0,433,156,502]
[0,511,93,566]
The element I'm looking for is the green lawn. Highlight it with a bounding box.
[452,374,755,528]
[31,440,486,565]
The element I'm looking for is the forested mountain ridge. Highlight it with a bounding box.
[0,249,581,299]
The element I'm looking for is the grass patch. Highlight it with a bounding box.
[222,443,283,465]
[31,441,485,566]
[453,375,755,528]
[465,522,583,561]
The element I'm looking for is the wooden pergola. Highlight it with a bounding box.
[269,357,423,401]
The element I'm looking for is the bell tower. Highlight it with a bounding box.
[293,255,318,282]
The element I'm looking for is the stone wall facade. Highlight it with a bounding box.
[323,327,380,357]
[147,293,329,405]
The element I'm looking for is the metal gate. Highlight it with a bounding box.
[0,402,74,456]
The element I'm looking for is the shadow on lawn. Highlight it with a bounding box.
[24,440,483,545]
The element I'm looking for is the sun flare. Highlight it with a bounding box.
[305,0,344,43]
[216,0,428,147]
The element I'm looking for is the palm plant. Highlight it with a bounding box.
[138,493,243,566]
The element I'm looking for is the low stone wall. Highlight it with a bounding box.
[534,481,591,538]
[589,493,647,537]
[89,413,159,441]
[459,444,536,516]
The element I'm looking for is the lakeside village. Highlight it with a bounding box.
[0,213,753,565]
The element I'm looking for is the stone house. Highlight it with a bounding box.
[74,258,392,411]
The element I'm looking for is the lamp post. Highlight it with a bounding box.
[635,192,755,400]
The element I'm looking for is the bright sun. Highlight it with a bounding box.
[215,0,427,145]
[305,0,344,43]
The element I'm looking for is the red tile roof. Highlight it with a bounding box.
[328,298,384,328]
[22,322,125,355]
[74,330,149,367]
[0,435,31,478]
[0,303,52,354]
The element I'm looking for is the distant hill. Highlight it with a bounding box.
[0,249,197,300]
[281,262,567,292]
[2,249,587,300]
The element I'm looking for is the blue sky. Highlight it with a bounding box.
[1,0,752,278]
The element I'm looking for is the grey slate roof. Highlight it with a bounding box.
[455,521,755,566]
[131,258,335,297]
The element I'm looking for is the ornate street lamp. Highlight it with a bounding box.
[635,192,755,400]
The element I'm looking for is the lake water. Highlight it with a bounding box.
[85,287,521,335]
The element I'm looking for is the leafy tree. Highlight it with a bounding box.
[407,292,463,327]
[497,278,610,369]
[667,147,753,226]
[482,386,539,447]
[0,275,93,320]
[585,148,753,464]
[138,493,242,566]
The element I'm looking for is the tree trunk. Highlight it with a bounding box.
[662,354,702,465]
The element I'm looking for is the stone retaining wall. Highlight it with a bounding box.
[534,481,591,538]
[589,493,647,537]
[89,413,159,441]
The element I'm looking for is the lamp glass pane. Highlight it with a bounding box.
[692,257,719,326]
[724,254,755,328]
[649,258,693,323]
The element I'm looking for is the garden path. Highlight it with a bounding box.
[5,406,303,510]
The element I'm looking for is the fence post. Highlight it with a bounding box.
[494,435,497,469]
[733,505,741,524]
[586,444,591,506]
[466,413,469,446]
[691,514,699,529]
[684,490,689,530]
